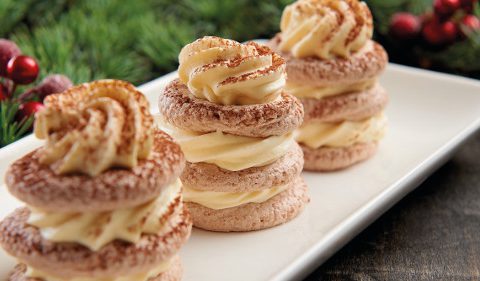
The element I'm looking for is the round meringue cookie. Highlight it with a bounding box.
[0,206,191,280]
[301,142,378,171]
[181,142,303,193]
[185,176,309,232]
[159,79,304,138]
[5,130,184,213]
[301,83,388,123]
[269,38,388,88]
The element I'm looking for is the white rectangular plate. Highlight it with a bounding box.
[1,64,480,280]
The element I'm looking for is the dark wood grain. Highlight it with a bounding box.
[306,130,480,281]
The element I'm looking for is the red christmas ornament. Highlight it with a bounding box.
[0,39,21,77]
[389,13,421,40]
[461,15,480,36]
[434,0,461,18]
[6,55,39,85]
[18,101,44,120]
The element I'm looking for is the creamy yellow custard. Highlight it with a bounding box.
[286,79,376,99]
[296,113,387,148]
[183,184,290,209]
[28,180,181,251]
[160,118,294,171]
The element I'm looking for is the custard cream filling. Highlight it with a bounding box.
[25,258,173,281]
[183,184,290,210]
[286,79,376,99]
[27,180,182,251]
[296,113,387,149]
[160,119,294,171]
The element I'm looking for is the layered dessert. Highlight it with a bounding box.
[0,80,192,281]
[270,0,389,171]
[159,36,309,232]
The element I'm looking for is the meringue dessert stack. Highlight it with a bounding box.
[159,36,309,232]
[270,0,389,171]
[0,80,191,281]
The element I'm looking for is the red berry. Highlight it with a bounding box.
[18,101,44,120]
[422,21,445,45]
[6,55,39,85]
[441,21,459,42]
[18,74,73,102]
[434,0,461,18]
[389,13,421,40]
[423,19,459,45]
[461,15,480,36]
[37,74,73,100]
[0,39,21,77]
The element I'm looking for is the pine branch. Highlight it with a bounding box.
[11,0,155,85]
[0,101,33,147]
[7,0,295,88]
[12,25,92,85]
[0,0,35,37]
[25,0,73,26]
[139,17,195,73]
[60,6,151,84]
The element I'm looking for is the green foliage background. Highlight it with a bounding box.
[1,0,292,85]
[0,0,479,147]
[2,0,479,86]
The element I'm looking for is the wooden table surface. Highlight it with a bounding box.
[306,130,480,281]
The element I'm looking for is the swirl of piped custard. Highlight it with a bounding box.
[34,80,154,177]
[178,36,286,105]
[279,0,373,59]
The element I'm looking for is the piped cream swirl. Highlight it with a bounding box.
[178,36,286,105]
[279,0,373,59]
[34,80,154,176]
